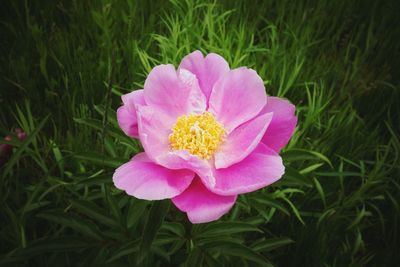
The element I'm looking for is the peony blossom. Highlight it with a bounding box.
[113,51,297,223]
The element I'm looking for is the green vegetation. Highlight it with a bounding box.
[1,0,399,266]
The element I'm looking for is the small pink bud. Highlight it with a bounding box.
[15,128,27,140]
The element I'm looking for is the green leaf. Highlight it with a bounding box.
[94,105,118,127]
[4,237,92,261]
[198,222,262,237]
[203,240,273,266]
[278,166,312,188]
[74,152,125,168]
[49,139,64,175]
[346,206,371,230]
[137,200,170,263]
[2,115,49,177]
[281,197,305,225]
[315,171,362,177]
[106,240,140,263]
[317,209,336,227]
[185,247,203,267]
[71,199,119,228]
[252,237,294,252]
[126,200,148,228]
[313,177,326,207]
[282,149,333,168]
[203,250,223,267]
[299,163,325,174]
[161,222,185,237]
[74,117,137,150]
[22,201,51,213]
[250,195,290,216]
[76,173,113,186]
[37,212,103,240]
[105,186,121,224]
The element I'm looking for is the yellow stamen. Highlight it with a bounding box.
[169,112,225,159]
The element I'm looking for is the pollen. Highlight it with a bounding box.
[169,112,226,159]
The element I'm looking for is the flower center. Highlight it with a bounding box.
[169,112,225,159]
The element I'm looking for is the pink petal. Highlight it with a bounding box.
[136,106,215,185]
[136,105,174,160]
[113,153,195,200]
[117,106,139,138]
[143,64,206,120]
[214,112,273,169]
[121,90,146,112]
[117,90,145,138]
[172,178,237,224]
[157,150,216,187]
[210,143,284,196]
[260,97,297,152]
[208,67,267,133]
[178,50,230,101]
[15,128,27,140]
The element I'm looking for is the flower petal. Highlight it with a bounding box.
[136,105,215,185]
[172,178,237,223]
[179,50,230,100]
[113,153,195,200]
[260,97,297,152]
[157,150,216,187]
[117,90,145,138]
[143,64,206,119]
[210,143,284,196]
[214,112,273,169]
[121,89,145,112]
[117,106,139,138]
[208,67,267,133]
[136,105,174,159]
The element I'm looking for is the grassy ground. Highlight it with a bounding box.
[1,0,399,266]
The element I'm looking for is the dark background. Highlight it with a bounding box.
[1,0,399,266]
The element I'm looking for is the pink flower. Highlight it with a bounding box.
[113,51,297,223]
[15,128,27,141]
[0,136,13,157]
[0,128,27,166]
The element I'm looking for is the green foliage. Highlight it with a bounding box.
[1,0,399,266]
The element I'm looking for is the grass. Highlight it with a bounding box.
[0,0,399,266]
